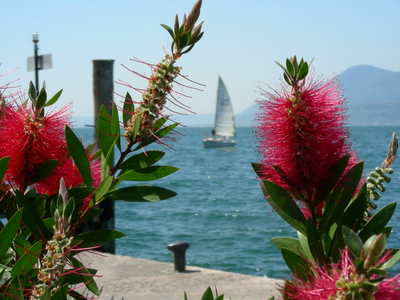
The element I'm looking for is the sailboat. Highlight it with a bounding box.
[203,77,236,148]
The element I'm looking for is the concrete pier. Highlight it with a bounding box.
[80,253,284,300]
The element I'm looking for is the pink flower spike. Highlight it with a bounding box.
[257,79,359,208]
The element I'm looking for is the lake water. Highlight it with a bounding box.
[76,126,400,279]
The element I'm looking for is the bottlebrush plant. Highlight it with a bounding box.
[0,1,204,299]
[253,56,399,299]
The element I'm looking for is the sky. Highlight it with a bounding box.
[1,0,399,120]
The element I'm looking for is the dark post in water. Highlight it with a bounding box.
[92,59,115,253]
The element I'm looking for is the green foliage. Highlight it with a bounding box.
[0,1,204,298]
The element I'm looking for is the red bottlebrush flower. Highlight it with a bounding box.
[0,104,69,189]
[285,249,400,300]
[37,157,101,210]
[375,275,400,300]
[285,249,352,300]
[257,79,359,204]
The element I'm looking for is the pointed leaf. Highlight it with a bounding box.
[75,230,125,248]
[94,176,113,204]
[11,241,42,277]
[135,122,178,150]
[111,103,121,151]
[44,89,63,107]
[107,186,177,202]
[123,92,135,127]
[118,166,178,182]
[0,209,22,258]
[381,249,400,270]
[28,81,36,102]
[65,126,92,187]
[315,155,350,205]
[36,87,47,108]
[342,226,363,257]
[201,287,214,300]
[119,151,165,170]
[262,180,308,234]
[161,24,175,39]
[29,159,58,184]
[69,256,100,295]
[286,58,295,77]
[96,105,115,159]
[16,192,51,239]
[251,162,263,178]
[281,249,310,280]
[297,231,315,263]
[271,237,302,257]
[359,203,396,241]
[297,62,309,80]
[0,157,9,182]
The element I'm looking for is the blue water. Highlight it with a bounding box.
[76,126,400,279]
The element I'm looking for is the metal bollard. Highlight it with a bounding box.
[167,241,190,272]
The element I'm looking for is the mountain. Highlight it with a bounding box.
[235,65,400,126]
[74,65,400,127]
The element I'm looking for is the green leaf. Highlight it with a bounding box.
[94,175,113,204]
[251,162,263,178]
[28,81,36,102]
[16,192,51,239]
[381,249,400,270]
[96,105,115,160]
[286,58,295,77]
[119,151,165,170]
[36,87,47,109]
[135,122,178,150]
[342,185,368,230]
[342,226,363,257]
[315,155,350,205]
[201,287,214,300]
[0,209,22,258]
[65,126,92,187]
[322,161,364,232]
[75,230,125,248]
[44,89,63,107]
[0,157,10,182]
[271,237,302,257]
[51,286,69,300]
[297,231,315,263]
[297,61,309,80]
[281,249,310,280]
[118,166,178,182]
[161,24,175,39]
[111,103,121,151]
[69,256,100,295]
[107,186,177,202]
[359,203,396,241]
[262,180,308,234]
[123,92,135,127]
[11,241,42,277]
[29,159,58,184]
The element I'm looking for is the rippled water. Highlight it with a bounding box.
[76,126,400,279]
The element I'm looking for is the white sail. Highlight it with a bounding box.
[213,77,235,137]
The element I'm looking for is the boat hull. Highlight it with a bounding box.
[202,137,236,148]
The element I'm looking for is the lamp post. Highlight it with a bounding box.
[32,33,40,95]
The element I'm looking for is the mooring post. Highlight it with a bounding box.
[167,241,190,272]
[92,59,115,253]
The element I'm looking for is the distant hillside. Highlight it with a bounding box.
[236,65,400,126]
[74,65,400,127]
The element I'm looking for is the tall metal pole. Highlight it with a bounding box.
[92,59,115,253]
[32,33,40,95]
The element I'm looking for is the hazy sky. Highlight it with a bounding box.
[1,0,399,119]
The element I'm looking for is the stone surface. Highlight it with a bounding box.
[80,252,283,300]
